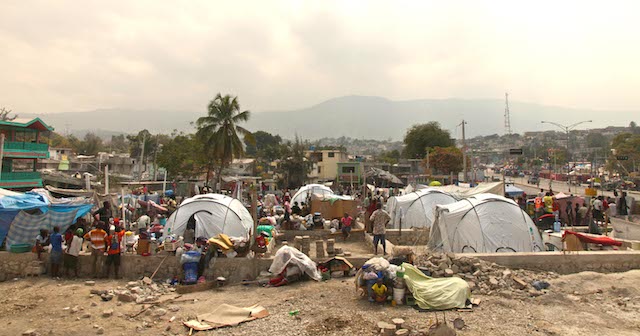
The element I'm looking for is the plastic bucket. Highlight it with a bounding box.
[393,287,406,305]
[183,262,199,284]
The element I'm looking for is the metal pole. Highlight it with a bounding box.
[0,134,5,181]
[121,187,126,225]
[162,170,167,196]
[461,120,467,182]
[104,164,109,195]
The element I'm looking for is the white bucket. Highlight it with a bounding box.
[393,287,406,304]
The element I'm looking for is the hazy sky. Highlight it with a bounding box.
[2,0,640,116]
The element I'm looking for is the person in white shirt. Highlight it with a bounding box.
[137,213,151,230]
[63,228,84,278]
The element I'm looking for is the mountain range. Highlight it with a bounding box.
[27,96,635,140]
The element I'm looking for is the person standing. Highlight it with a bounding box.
[592,196,604,222]
[370,203,391,255]
[619,192,629,217]
[34,229,50,261]
[574,202,582,226]
[63,228,83,278]
[104,227,125,279]
[84,223,107,278]
[49,226,63,278]
[93,201,113,224]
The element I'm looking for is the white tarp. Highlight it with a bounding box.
[165,194,254,239]
[428,194,543,253]
[387,189,458,229]
[291,184,334,204]
[269,245,322,281]
[429,182,504,199]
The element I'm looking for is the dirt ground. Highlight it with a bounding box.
[2,269,640,336]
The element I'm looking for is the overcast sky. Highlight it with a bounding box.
[2,0,640,116]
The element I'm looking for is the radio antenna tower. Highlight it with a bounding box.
[504,92,512,135]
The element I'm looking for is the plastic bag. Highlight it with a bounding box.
[180,251,201,264]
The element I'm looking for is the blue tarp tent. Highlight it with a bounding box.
[505,184,525,197]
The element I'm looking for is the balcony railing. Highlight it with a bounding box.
[4,141,49,152]
[0,171,42,181]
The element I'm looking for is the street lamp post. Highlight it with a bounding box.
[541,120,592,190]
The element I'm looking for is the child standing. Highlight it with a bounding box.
[49,226,63,278]
[63,228,83,278]
[34,229,49,260]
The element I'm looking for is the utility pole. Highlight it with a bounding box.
[138,133,146,182]
[104,165,109,195]
[460,120,467,183]
[0,134,5,181]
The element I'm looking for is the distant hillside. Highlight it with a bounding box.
[29,96,636,140]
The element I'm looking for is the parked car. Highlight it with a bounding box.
[528,176,539,185]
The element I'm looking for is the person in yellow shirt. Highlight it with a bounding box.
[543,192,553,214]
[371,278,388,303]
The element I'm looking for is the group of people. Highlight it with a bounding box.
[33,200,167,279]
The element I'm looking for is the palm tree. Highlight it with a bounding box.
[196,94,253,190]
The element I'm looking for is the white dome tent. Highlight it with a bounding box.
[291,184,334,205]
[427,194,543,253]
[387,189,458,229]
[165,194,254,240]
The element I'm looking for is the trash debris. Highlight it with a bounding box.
[532,280,551,291]
[183,304,269,331]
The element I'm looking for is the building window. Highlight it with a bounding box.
[318,166,322,173]
[328,152,335,158]
[342,166,355,173]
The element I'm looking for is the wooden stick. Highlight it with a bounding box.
[150,254,169,280]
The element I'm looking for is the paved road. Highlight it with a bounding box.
[507,176,640,199]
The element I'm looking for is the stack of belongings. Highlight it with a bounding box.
[355,257,399,302]
[208,233,250,258]
[267,246,321,287]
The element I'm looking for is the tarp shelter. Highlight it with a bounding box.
[310,193,358,219]
[505,184,524,197]
[386,189,458,229]
[165,194,254,240]
[291,184,334,205]
[554,193,585,224]
[0,189,94,247]
[269,245,321,281]
[364,167,404,186]
[401,263,470,310]
[428,194,544,253]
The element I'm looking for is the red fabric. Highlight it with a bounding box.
[106,231,125,255]
[563,230,622,246]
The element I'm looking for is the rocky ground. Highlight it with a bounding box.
[2,264,640,336]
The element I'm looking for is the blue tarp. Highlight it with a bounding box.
[0,194,49,211]
[0,193,93,246]
[505,184,525,197]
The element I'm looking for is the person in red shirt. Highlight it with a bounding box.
[340,212,353,240]
[104,226,125,279]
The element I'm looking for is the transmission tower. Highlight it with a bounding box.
[504,92,512,135]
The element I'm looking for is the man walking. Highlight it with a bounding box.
[370,203,391,255]
[84,223,107,278]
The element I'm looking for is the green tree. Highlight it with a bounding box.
[585,132,608,149]
[108,134,129,153]
[157,133,206,179]
[610,132,640,173]
[77,132,103,155]
[378,149,401,164]
[245,130,282,161]
[196,93,253,187]
[49,132,73,149]
[425,146,463,175]
[403,122,454,159]
[278,136,310,188]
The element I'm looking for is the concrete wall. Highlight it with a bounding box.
[611,217,640,241]
[470,251,640,274]
[384,229,430,246]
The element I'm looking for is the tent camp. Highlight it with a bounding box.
[428,194,543,253]
[386,189,458,229]
[164,194,254,239]
[420,182,505,199]
[505,184,525,197]
[291,184,335,205]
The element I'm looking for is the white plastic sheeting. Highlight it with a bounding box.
[428,194,543,253]
[386,189,458,229]
[417,182,505,199]
[164,194,254,239]
[269,245,321,281]
[291,184,334,205]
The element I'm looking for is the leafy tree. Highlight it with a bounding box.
[0,107,17,121]
[196,93,254,187]
[403,122,454,159]
[77,132,103,155]
[245,130,282,161]
[49,132,73,149]
[585,132,608,149]
[378,149,401,164]
[424,146,463,174]
[610,132,640,173]
[157,133,206,179]
[630,121,639,135]
[108,134,129,153]
[278,136,310,188]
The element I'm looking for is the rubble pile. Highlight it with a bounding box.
[92,277,175,304]
[414,253,559,298]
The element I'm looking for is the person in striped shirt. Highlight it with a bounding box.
[84,222,107,278]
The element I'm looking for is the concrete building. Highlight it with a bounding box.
[305,149,349,183]
[224,158,256,176]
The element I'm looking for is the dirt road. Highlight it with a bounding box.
[2,269,640,336]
